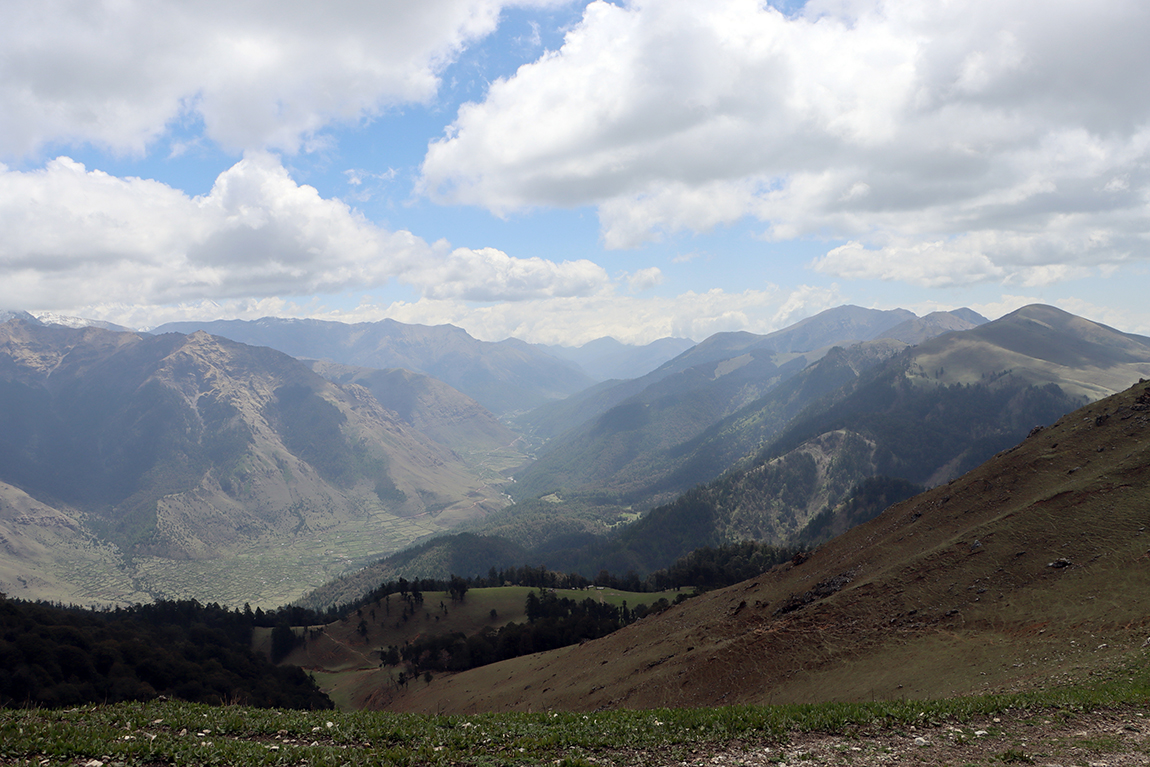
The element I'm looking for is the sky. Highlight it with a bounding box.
[2,0,1149,346]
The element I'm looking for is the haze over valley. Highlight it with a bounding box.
[3,301,1149,609]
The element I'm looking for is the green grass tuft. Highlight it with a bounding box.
[4,664,1150,766]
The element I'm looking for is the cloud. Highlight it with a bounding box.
[44,284,844,347]
[625,266,664,292]
[414,246,610,301]
[0,0,564,157]
[0,153,605,309]
[350,284,843,345]
[420,0,1150,286]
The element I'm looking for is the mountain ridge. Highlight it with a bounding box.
[0,320,513,606]
[151,316,596,416]
[382,379,1150,713]
[510,306,989,504]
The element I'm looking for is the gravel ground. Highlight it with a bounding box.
[594,707,1149,767]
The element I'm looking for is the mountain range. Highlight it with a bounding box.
[510,305,990,504]
[0,320,515,605]
[536,336,696,381]
[5,302,1150,614]
[5,301,1150,720]
[303,304,1150,598]
[151,317,599,416]
[379,378,1150,713]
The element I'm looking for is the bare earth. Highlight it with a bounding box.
[594,707,1149,767]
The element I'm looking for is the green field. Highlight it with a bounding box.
[128,507,444,607]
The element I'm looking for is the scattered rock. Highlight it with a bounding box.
[1048,558,1072,568]
[774,571,855,615]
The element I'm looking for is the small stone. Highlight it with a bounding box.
[914,737,927,746]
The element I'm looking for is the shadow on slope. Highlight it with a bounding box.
[384,380,1150,713]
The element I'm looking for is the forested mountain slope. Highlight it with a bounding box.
[512,307,986,505]
[515,305,1149,574]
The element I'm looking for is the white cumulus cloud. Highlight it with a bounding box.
[0,153,607,310]
[420,0,1150,288]
[414,246,610,301]
[0,0,561,157]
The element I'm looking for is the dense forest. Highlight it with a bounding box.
[382,589,641,679]
[0,595,330,709]
[797,475,924,544]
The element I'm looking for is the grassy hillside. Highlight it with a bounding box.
[381,380,1150,714]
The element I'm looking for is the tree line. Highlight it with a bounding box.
[0,594,330,709]
[382,588,656,681]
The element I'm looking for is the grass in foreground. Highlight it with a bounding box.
[3,661,1149,766]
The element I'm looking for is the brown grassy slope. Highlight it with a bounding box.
[385,381,1150,714]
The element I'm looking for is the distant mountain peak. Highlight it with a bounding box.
[944,307,989,325]
[31,312,133,332]
[0,309,42,324]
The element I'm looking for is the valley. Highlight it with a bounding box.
[3,303,1150,727]
[8,5,1150,761]
[0,318,525,605]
